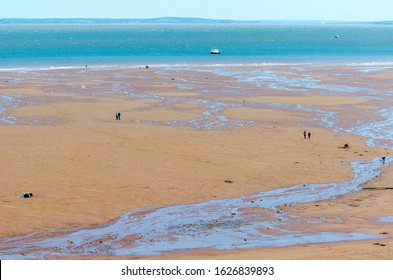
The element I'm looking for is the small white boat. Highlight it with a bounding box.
[210,49,220,54]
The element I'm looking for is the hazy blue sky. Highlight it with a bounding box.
[1,0,392,21]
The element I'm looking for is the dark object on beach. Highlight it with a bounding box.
[225,179,233,184]
[308,132,311,139]
[303,130,307,139]
[145,65,149,69]
[20,192,33,198]
[115,112,121,120]
[338,143,350,149]
[382,156,386,163]
[373,242,386,246]
[363,187,393,190]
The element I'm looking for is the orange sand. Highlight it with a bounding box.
[0,64,392,259]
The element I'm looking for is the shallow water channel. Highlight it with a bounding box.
[0,156,391,259]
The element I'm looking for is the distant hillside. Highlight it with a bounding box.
[374,21,393,25]
[0,17,321,25]
[0,17,391,25]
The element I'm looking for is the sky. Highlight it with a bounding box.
[1,0,392,21]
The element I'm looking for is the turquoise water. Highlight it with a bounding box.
[1,24,393,67]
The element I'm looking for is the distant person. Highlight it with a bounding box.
[115,112,121,120]
[308,132,311,139]
[382,156,386,164]
[303,130,307,139]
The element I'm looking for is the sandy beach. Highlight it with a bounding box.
[1,63,393,259]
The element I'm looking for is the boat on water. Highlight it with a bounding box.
[210,49,221,54]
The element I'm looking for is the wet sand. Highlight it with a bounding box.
[1,63,393,259]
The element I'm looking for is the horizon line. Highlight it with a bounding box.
[0,17,392,23]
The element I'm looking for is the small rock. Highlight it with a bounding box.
[20,192,33,199]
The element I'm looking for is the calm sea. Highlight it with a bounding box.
[1,23,393,67]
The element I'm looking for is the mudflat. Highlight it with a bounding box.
[1,64,392,259]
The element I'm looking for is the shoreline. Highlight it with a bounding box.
[3,60,393,73]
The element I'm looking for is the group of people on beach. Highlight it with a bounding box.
[303,130,311,139]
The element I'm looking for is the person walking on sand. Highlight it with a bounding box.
[115,112,121,120]
[303,130,307,139]
[308,132,311,139]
